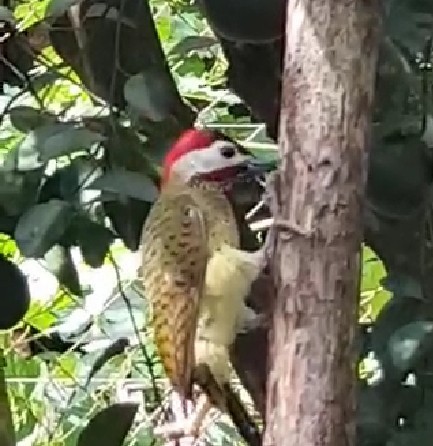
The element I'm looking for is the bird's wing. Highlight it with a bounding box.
[141,190,208,398]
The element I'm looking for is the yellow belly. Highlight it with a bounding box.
[195,244,262,384]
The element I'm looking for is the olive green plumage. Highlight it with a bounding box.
[141,180,242,399]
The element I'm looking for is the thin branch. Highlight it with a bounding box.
[108,251,162,406]
[0,349,16,446]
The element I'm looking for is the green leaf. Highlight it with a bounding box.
[381,272,423,300]
[361,247,386,291]
[44,245,81,295]
[45,0,81,19]
[368,290,390,321]
[38,156,101,204]
[133,426,157,446]
[77,403,138,446]
[360,247,391,320]
[0,168,44,215]
[23,301,57,329]
[40,126,105,162]
[0,6,15,24]
[14,200,72,258]
[170,35,218,56]
[103,199,151,251]
[357,387,389,446]
[4,349,41,378]
[124,71,173,122]
[87,169,158,203]
[385,1,433,55]
[0,238,17,258]
[75,218,114,268]
[86,338,129,383]
[0,255,30,330]
[388,321,433,374]
[9,106,57,133]
[16,123,67,159]
[64,212,112,268]
[18,124,105,163]
[4,140,45,172]
[155,13,172,42]
[31,71,62,92]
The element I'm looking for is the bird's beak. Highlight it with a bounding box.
[237,157,276,179]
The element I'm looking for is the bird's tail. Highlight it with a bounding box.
[193,364,262,446]
[222,382,262,446]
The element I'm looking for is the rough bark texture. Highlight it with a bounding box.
[264,2,381,446]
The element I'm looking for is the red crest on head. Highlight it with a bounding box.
[161,129,215,185]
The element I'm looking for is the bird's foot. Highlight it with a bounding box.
[244,226,275,272]
[240,225,275,271]
[153,420,196,439]
[262,170,279,214]
[237,305,269,333]
[153,393,212,441]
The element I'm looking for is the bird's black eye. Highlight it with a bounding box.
[220,145,236,159]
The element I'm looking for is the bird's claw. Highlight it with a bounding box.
[262,170,280,212]
[239,310,269,333]
[153,419,199,439]
[153,391,212,441]
[260,170,280,264]
[237,305,268,333]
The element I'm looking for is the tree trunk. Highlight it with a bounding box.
[264,2,381,446]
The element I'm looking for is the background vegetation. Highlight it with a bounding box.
[0,1,431,445]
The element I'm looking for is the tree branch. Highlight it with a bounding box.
[0,349,15,446]
[264,2,381,445]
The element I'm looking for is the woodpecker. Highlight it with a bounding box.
[141,129,270,441]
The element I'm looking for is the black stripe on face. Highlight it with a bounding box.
[212,131,252,156]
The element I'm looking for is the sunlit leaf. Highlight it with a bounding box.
[23,301,57,330]
[361,247,385,289]
[4,141,45,172]
[360,246,391,321]
[170,35,218,56]
[155,14,172,42]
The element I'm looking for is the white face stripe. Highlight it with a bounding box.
[170,140,252,182]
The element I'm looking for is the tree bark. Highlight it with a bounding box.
[264,2,381,446]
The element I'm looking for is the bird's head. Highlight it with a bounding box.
[161,129,269,187]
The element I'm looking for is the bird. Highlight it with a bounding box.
[140,128,271,442]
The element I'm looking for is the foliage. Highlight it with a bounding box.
[0,0,272,444]
[0,0,431,446]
